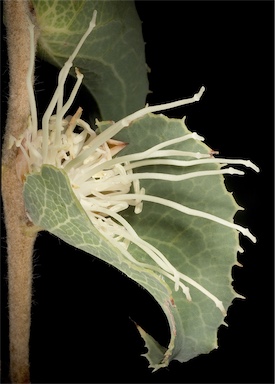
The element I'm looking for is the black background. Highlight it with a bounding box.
[1,1,274,383]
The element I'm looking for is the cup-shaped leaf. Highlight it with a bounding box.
[23,113,250,369]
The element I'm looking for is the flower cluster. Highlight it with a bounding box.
[13,10,259,314]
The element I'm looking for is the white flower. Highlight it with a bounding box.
[14,10,259,315]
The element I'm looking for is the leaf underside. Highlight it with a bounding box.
[31,0,149,121]
[23,114,241,370]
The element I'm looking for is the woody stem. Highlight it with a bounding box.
[2,1,40,382]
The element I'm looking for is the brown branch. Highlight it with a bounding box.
[2,1,40,382]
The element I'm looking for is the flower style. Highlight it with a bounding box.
[13,10,259,316]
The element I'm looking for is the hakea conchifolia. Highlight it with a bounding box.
[12,10,259,318]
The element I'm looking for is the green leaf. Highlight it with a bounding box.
[32,0,149,120]
[112,114,241,363]
[23,113,243,369]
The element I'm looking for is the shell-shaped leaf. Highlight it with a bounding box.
[32,0,149,120]
[23,113,244,369]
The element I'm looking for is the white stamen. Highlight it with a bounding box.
[125,157,260,173]
[105,193,257,243]
[54,68,84,147]
[72,134,207,185]
[41,11,97,162]
[63,107,205,173]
